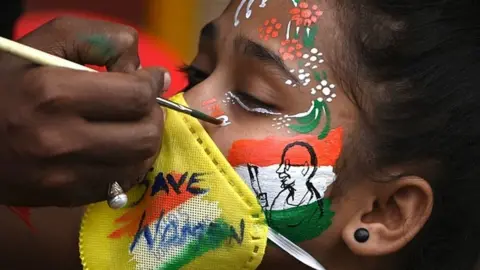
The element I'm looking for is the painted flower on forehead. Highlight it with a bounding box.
[279,39,304,61]
[258,18,282,41]
[290,2,324,27]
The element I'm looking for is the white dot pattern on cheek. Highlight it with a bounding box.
[285,48,336,103]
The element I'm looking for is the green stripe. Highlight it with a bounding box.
[159,219,231,270]
[266,199,334,242]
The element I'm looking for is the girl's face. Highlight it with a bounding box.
[183,0,356,268]
[183,0,433,269]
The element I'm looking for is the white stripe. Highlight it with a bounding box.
[132,195,221,269]
[234,165,335,211]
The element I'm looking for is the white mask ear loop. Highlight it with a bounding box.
[268,227,327,270]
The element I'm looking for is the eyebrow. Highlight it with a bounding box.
[234,35,300,85]
[199,22,300,85]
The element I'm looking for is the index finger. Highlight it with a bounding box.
[18,16,142,73]
[29,67,168,121]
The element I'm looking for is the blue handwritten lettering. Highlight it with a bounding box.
[159,216,208,249]
[151,172,209,196]
[129,213,246,254]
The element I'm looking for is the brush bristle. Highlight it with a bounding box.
[191,110,224,125]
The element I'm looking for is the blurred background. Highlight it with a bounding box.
[24,0,230,63]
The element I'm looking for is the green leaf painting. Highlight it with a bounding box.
[288,99,332,139]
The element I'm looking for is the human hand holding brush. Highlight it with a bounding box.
[0,17,169,207]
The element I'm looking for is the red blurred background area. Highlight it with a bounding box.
[14,10,188,98]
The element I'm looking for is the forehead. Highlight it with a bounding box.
[215,0,330,58]
[221,0,302,35]
[231,1,294,26]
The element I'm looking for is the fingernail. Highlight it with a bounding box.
[163,72,171,91]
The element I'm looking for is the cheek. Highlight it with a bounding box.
[287,167,304,176]
[225,130,343,242]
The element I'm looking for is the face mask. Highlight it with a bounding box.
[79,93,269,270]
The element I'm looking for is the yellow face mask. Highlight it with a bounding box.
[80,93,268,270]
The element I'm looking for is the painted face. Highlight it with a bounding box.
[183,0,356,268]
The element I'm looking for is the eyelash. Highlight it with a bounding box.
[179,64,279,115]
[178,64,209,91]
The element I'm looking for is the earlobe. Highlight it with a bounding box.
[342,176,433,256]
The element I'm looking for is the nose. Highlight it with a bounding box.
[276,163,286,174]
[182,71,233,138]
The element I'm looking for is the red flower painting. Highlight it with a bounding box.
[289,2,324,27]
[258,18,282,41]
[279,39,304,61]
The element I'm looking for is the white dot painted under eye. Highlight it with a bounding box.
[286,124,290,127]
[303,54,309,59]
[299,69,305,73]
[317,97,324,102]
[327,98,333,102]
[321,80,328,86]
[330,84,336,88]
[311,89,317,95]
[319,59,325,63]
[285,80,293,85]
[316,85,322,90]
[322,88,331,95]
[299,74,306,80]
[290,69,295,72]
[305,62,311,67]
[312,65,318,69]
[311,48,318,54]
[310,56,317,62]
[331,93,337,98]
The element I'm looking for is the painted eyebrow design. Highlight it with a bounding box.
[199,22,300,85]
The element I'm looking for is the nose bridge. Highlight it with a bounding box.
[276,163,285,173]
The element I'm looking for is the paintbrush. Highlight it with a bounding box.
[0,36,223,126]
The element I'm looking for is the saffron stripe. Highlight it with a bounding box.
[227,128,343,167]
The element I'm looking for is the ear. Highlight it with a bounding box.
[342,176,433,256]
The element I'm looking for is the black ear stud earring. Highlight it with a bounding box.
[354,228,370,243]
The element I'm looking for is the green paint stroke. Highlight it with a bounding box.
[303,24,319,48]
[160,219,231,270]
[267,199,334,243]
[289,99,332,139]
[313,71,323,82]
[82,34,117,59]
[294,28,300,40]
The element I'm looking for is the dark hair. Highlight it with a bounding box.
[337,0,480,269]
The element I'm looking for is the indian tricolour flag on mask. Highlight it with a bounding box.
[227,128,343,242]
[108,173,239,270]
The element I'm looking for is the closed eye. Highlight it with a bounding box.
[227,91,281,116]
